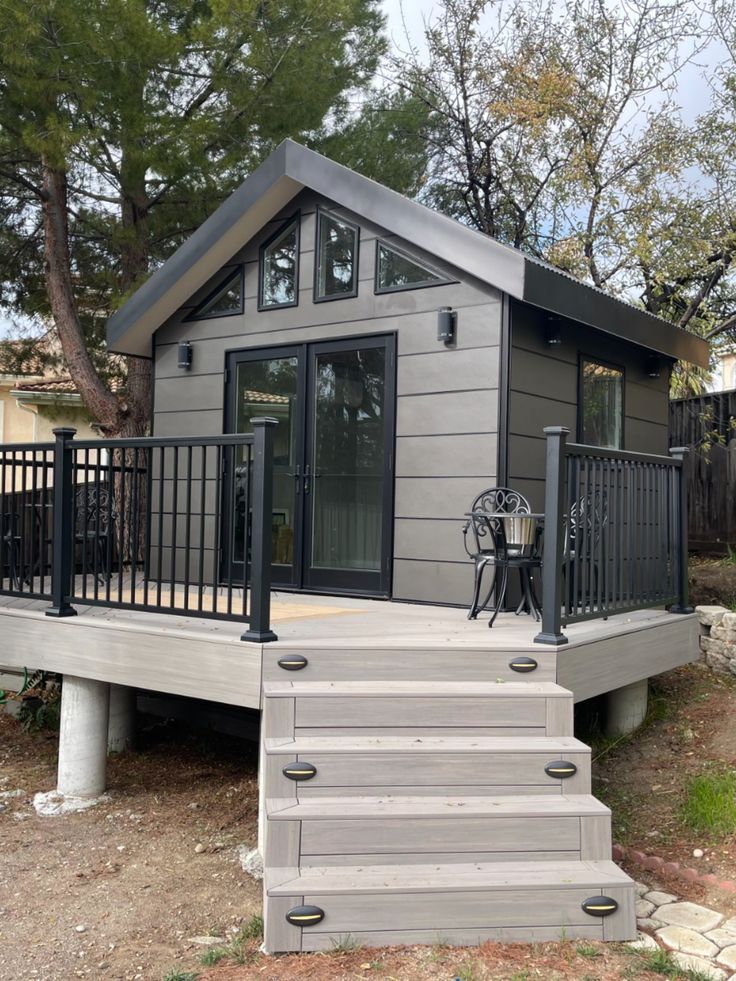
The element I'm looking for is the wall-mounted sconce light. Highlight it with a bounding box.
[545,315,562,346]
[646,354,661,378]
[178,340,193,371]
[437,306,457,345]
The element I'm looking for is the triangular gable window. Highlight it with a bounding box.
[375,241,449,293]
[188,267,243,320]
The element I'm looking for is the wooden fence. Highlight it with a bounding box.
[669,389,736,553]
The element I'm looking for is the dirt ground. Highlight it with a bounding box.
[4,663,736,981]
[0,715,261,981]
[690,555,736,608]
[590,662,736,903]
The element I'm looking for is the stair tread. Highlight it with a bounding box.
[268,859,632,895]
[267,793,609,819]
[264,681,568,697]
[266,734,589,754]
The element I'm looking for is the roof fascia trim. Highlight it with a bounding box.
[523,262,709,368]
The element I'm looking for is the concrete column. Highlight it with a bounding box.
[57,675,110,798]
[605,678,648,737]
[108,684,136,753]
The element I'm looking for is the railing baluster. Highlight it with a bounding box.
[170,445,178,609]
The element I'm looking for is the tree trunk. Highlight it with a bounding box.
[41,162,121,432]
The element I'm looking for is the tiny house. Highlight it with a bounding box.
[108,140,706,607]
[0,141,708,953]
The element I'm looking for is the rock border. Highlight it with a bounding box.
[615,843,736,895]
[696,605,736,676]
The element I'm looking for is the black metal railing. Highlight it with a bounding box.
[535,426,691,645]
[0,420,278,642]
[0,444,54,600]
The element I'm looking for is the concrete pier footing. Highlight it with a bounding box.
[108,684,136,753]
[57,675,110,798]
[605,678,648,737]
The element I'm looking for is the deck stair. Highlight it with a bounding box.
[261,679,635,952]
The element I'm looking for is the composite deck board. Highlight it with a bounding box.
[266,794,609,819]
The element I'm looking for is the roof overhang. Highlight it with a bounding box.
[107,139,709,369]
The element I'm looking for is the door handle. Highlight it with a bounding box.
[287,465,301,494]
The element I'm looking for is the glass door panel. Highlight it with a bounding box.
[304,339,392,593]
[232,353,301,585]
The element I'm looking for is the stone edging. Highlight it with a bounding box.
[696,605,736,676]
[614,843,736,895]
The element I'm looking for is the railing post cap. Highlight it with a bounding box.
[250,416,279,428]
[542,426,570,436]
[52,427,77,438]
[669,445,689,457]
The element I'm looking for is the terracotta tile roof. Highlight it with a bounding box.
[13,377,79,394]
[243,389,290,405]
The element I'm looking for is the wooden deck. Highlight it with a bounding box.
[0,588,698,709]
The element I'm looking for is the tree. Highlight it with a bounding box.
[0,0,423,434]
[390,0,736,391]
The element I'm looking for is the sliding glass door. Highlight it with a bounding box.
[225,335,394,595]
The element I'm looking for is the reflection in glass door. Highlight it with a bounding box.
[305,341,391,593]
[225,335,394,596]
[230,350,302,586]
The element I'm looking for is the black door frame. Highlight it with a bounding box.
[224,333,396,598]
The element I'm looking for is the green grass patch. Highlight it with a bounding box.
[162,971,198,981]
[682,766,736,837]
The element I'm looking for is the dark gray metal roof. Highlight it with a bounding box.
[107,139,709,368]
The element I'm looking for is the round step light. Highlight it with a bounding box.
[286,905,325,927]
[582,896,619,917]
[509,656,538,673]
[282,761,317,781]
[544,760,577,779]
[278,654,308,671]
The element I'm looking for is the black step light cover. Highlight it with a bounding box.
[277,654,308,671]
[581,896,619,917]
[509,656,538,673]
[286,905,325,926]
[282,761,317,781]
[544,760,577,779]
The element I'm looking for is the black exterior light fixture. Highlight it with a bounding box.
[545,315,562,346]
[437,306,457,345]
[646,354,662,378]
[177,340,193,371]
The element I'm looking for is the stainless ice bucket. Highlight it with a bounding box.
[502,515,536,547]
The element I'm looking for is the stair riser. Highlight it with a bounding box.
[265,884,634,952]
[266,751,591,797]
[265,813,612,867]
[263,648,556,684]
[292,695,572,735]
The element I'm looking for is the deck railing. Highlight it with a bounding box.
[534,426,691,645]
[0,420,278,643]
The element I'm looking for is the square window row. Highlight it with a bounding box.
[187,210,451,320]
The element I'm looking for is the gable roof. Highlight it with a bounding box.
[107,140,709,368]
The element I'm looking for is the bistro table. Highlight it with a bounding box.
[464,510,544,627]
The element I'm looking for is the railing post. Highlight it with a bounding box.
[46,427,78,618]
[669,446,693,614]
[242,417,278,643]
[534,426,569,645]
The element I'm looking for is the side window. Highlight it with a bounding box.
[580,357,624,449]
[259,215,299,309]
[375,241,448,293]
[315,210,359,301]
[187,267,243,320]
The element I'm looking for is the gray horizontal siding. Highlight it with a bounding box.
[152,186,502,606]
[506,299,671,511]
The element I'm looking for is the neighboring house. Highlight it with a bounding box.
[0,337,99,445]
[0,142,709,952]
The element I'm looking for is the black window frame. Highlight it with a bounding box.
[374,239,453,294]
[577,353,626,450]
[314,207,360,303]
[185,266,244,322]
[258,212,301,312]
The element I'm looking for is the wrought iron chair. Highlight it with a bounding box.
[463,487,540,623]
[75,483,116,583]
[1,511,23,590]
[563,490,608,613]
